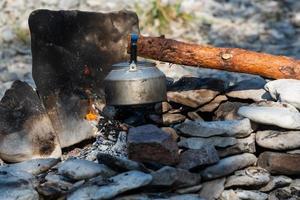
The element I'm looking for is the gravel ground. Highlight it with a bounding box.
[1,0,300,97]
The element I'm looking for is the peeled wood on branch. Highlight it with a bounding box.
[129,35,300,80]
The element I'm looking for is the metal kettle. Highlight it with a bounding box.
[104,34,167,106]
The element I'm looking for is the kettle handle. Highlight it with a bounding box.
[130,34,138,64]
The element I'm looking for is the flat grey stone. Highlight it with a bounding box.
[197,95,228,112]
[177,118,253,138]
[167,89,219,108]
[267,187,296,200]
[161,127,179,141]
[177,146,219,170]
[0,81,61,162]
[256,130,300,150]
[225,167,270,189]
[58,159,116,180]
[150,166,201,188]
[287,149,300,154]
[115,194,150,200]
[37,174,73,197]
[214,101,249,120]
[201,153,257,180]
[187,111,204,121]
[68,171,152,200]
[260,175,292,192]
[162,113,186,125]
[128,124,179,165]
[265,79,300,109]
[154,102,172,114]
[220,189,268,200]
[0,167,38,200]
[178,136,237,149]
[97,153,149,173]
[258,151,300,175]
[175,184,202,194]
[199,177,225,200]
[226,78,272,102]
[168,194,204,200]
[218,133,256,158]
[252,101,299,111]
[3,158,60,175]
[238,104,300,129]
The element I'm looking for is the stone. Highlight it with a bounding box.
[168,194,204,200]
[220,189,268,200]
[2,158,60,175]
[150,166,201,188]
[258,151,300,175]
[58,0,79,9]
[214,101,248,120]
[41,0,58,5]
[226,78,271,102]
[97,153,149,173]
[287,149,300,154]
[162,113,186,125]
[167,89,219,108]
[289,179,300,197]
[260,175,292,192]
[256,130,300,150]
[265,79,300,109]
[217,133,256,158]
[168,76,227,92]
[201,153,257,180]
[58,159,116,180]
[161,127,179,141]
[187,111,204,121]
[155,102,172,114]
[148,113,186,126]
[68,171,152,200]
[238,104,300,129]
[175,184,202,194]
[166,77,226,108]
[115,194,150,200]
[37,174,73,198]
[225,167,270,189]
[86,0,102,6]
[128,124,179,165]
[2,27,15,42]
[177,146,219,170]
[199,177,225,200]
[197,95,228,112]
[178,136,237,149]
[176,118,253,138]
[29,10,139,148]
[252,101,299,111]
[0,168,39,200]
[0,81,61,162]
[268,187,296,200]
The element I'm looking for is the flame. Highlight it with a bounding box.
[85,111,97,121]
[85,96,98,121]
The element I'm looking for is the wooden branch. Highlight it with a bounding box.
[129,35,300,80]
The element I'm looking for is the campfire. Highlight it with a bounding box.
[0,9,300,200]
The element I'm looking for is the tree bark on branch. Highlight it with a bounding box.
[129,35,300,80]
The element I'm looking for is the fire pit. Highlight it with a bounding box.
[0,8,300,200]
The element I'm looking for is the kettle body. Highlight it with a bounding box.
[104,61,167,105]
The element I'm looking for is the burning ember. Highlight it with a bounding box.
[85,111,97,121]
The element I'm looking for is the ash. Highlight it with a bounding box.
[63,116,128,161]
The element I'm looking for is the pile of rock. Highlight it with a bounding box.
[122,76,300,200]
[1,74,300,199]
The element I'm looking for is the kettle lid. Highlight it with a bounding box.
[112,61,156,70]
